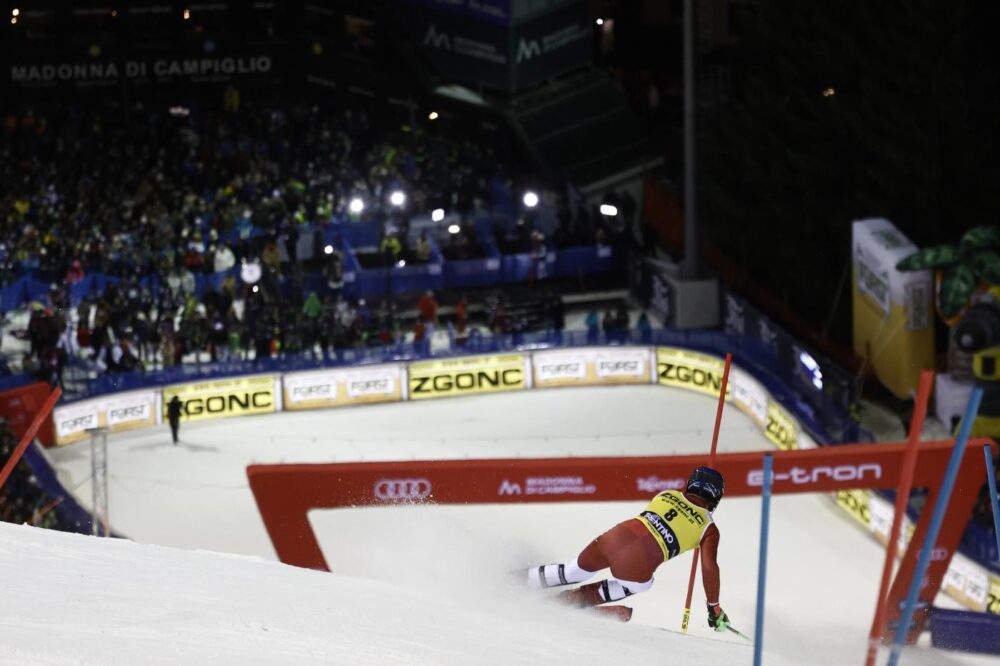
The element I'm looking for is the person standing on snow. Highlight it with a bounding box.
[167,395,184,445]
[525,467,730,630]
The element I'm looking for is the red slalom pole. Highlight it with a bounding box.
[0,387,61,494]
[864,370,933,666]
[681,352,731,632]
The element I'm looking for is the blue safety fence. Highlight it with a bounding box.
[56,325,859,446]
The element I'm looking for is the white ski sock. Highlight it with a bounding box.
[527,559,594,588]
[598,577,653,602]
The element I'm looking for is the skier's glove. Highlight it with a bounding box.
[707,604,730,632]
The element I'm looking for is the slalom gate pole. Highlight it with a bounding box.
[864,370,933,666]
[0,387,61,493]
[753,452,773,666]
[887,387,983,666]
[984,445,1000,563]
[681,352,732,632]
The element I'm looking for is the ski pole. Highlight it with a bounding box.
[725,624,753,643]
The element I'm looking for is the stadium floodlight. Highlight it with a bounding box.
[599,204,618,217]
[447,224,461,234]
[389,190,406,207]
[428,111,439,120]
[522,191,539,208]
[431,208,445,222]
[12,8,20,17]
[349,197,365,214]
[252,285,259,293]
[595,18,603,25]
[324,245,334,255]
[183,8,191,20]
[396,259,407,268]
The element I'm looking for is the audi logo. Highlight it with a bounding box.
[374,478,433,501]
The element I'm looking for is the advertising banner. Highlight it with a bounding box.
[831,488,999,614]
[408,10,511,90]
[9,53,276,89]
[532,347,651,388]
[51,389,157,446]
[510,1,590,91]
[408,354,528,400]
[247,434,985,641]
[162,375,278,423]
[851,218,934,398]
[729,367,768,428]
[52,402,101,446]
[283,365,404,411]
[655,348,730,399]
[765,401,799,451]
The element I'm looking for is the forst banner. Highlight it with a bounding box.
[51,389,157,446]
[408,354,528,400]
[161,375,278,423]
[532,347,651,388]
[283,365,404,411]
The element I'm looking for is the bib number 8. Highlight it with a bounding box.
[664,509,678,521]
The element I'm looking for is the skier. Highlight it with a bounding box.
[526,467,731,630]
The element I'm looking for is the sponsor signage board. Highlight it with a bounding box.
[408,354,527,400]
[730,367,768,428]
[765,401,799,451]
[497,476,597,496]
[9,54,275,88]
[52,390,157,446]
[162,375,278,423]
[283,365,403,411]
[510,1,591,90]
[532,347,651,388]
[655,347,731,399]
[828,487,1000,614]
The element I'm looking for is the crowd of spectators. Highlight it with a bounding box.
[3,91,636,385]
[0,96,505,377]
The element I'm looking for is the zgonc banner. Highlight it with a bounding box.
[655,347,800,451]
[532,347,652,388]
[162,375,278,423]
[283,364,404,411]
[52,389,157,446]
[408,354,528,400]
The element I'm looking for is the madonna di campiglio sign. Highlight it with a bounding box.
[10,55,273,85]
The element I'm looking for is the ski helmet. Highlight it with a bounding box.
[686,467,725,511]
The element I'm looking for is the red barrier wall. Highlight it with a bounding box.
[0,382,55,447]
[247,438,994,644]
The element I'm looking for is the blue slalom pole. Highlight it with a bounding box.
[887,387,983,666]
[984,445,1000,564]
[753,453,773,666]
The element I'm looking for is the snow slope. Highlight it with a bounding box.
[1,521,753,665]
[30,384,999,665]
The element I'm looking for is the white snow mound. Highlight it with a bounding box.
[0,522,754,665]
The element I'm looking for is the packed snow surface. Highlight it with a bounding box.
[21,385,995,665]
